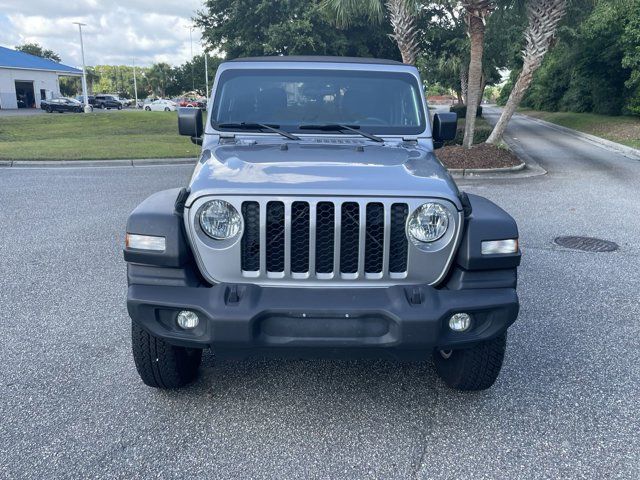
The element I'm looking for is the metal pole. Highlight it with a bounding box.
[204,50,209,97]
[73,22,91,113]
[133,58,138,108]
[189,26,195,92]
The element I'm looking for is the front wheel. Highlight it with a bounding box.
[131,322,202,389]
[145,106,151,111]
[164,107,170,111]
[433,334,507,391]
[117,104,122,110]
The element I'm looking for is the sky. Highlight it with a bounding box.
[0,0,205,68]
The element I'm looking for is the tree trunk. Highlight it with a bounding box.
[386,0,420,64]
[462,12,486,149]
[476,74,486,109]
[486,0,567,145]
[456,90,464,104]
[460,69,468,104]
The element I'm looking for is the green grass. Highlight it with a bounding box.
[518,109,640,149]
[0,111,200,160]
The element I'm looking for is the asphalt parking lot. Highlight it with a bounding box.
[1,113,639,478]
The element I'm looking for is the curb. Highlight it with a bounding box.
[0,158,197,168]
[514,113,640,161]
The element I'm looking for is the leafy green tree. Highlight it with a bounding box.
[15,42,61,62]
[195,0,400,60]
[521,0,638,116]
[487,0,568,144]
[146,63,175,98]
[323,0,420,64]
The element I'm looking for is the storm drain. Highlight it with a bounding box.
[554,236,619,252]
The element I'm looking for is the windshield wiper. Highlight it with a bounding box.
[298,124,384,143]
[215,122,300,141]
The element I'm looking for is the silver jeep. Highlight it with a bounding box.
[124,57,521,391]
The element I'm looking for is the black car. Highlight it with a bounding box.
[76,95,96,106]
[40,97,84,113]
[94,94,122,109]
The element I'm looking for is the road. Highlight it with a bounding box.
[1,112,639,479]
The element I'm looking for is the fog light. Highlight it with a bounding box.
[449,313,471,332]
[177,310,199,329]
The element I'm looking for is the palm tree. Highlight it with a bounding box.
[461,1,495,149]
[486,0,567,144]
[323,0,420,65]
[147,63,173,98]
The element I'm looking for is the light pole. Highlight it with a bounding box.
[204,49,209,98]
[187,26,195,92]
[133,57,138,108]
[73,22,91,113]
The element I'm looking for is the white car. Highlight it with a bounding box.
[145,99,177,112]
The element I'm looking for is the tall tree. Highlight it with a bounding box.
[461,1,495,149]
[195,0,399,61]
[322,0,420,64]
[487,0,567,144]
[15,42,61,62]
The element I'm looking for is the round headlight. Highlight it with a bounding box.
[199,200,242,240]
[408,203,449,243]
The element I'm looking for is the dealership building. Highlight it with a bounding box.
[0,46,82,109]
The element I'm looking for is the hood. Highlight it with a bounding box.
[187,140,461,209]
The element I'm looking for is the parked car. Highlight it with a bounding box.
[94,94,122,110]
[144,99,177,111]
[76,95,96,106]
[178,98,206,109]
[124,57,521,392]
[41,97,84,113]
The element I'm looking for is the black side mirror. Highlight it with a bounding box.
[432,112,458,149]
[178,107,203,145]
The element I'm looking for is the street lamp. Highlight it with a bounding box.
[72,22,92,113]
[187,25,195,92]
[133,57,139,109]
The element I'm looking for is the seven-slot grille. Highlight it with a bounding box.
[241,200,409,279]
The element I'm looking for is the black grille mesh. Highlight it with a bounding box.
[240,201,409,276]
[365,203,385,273]
[241,201,260,271]
[266,201,285,272]
[291,202,310,273]
[340,202,360,274]
[389,203,409,273]
[315,202,335,274]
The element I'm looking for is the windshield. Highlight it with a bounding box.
[211,68,426,136]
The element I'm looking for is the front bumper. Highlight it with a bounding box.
[127,283,518,359]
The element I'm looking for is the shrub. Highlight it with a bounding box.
[444,122,492,146]
[449,103,483,118]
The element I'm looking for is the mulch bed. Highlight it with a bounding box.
[437,143,522,170]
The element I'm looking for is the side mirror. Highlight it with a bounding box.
[178,107,203,145]
[432,112,458,149]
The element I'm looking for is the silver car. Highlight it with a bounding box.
[124,57,521,392]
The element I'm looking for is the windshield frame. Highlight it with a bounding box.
[208,61,431,139]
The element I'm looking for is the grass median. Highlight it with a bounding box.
[0,110,200,160]
[517,109,640,150]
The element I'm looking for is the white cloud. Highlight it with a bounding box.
[0,0,204,67]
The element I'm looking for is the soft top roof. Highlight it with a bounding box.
[226,56,405,66]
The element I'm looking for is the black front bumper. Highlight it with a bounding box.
[127,283,518,360]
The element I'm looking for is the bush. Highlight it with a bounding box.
[449,104,483,118]
[444,122,492,146]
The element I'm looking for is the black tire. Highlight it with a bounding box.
[46,107,52,113]
[117,104,122,110]
[131,322,202,389]
[164,107,170,111]
[433,333,507,391]
[145,106,151,111]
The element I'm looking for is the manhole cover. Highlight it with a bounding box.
[554,236,619,252]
